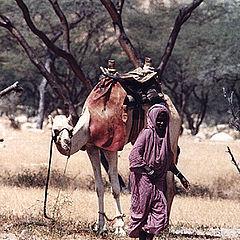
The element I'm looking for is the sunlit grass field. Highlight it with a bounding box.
[0,118,239,239]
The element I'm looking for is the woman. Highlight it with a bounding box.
[129,103,190,240]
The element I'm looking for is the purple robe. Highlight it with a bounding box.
[129,104,174,238]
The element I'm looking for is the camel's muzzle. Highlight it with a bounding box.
[52,128,73,142]
[52,128,73,152]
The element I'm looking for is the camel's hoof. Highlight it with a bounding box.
[114,227,126,236]
[91,222,108,237]
[91,222,99,234]
[100,229,108,238]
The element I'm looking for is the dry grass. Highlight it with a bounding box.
[0,117,239,239]
[171,196,240,229]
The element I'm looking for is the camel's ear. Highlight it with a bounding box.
[68,115,73,126]
[48,115,53,125]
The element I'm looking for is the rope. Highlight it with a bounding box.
[98,211,125,222]
[52,155,70,219]
[44,129,72,222]
[43,137,55,221]
[44,128,125,225]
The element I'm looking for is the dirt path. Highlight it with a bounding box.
[1,224,240,240]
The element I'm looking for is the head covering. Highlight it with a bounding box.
[146,104,174,170]
[147,103,168,133]
[129,104,174,172]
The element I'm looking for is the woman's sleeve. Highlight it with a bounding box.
[169,162,180,175]
[129,130,148,171]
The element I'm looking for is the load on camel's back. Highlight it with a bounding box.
[50,57,181,236]
[87,57,165,151]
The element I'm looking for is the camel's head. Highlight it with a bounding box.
[49,115,73,155]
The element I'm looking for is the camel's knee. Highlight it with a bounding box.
[109,171,121,199]
[111,188,120,199]
[111,183,120,199]
[96,184,104,198]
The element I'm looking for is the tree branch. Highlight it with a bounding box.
[100,0,142,67]
[226,146,240,174]
[223,88,240,131]
[0,14,11,27]
[0,15,77,116]
[50,15,85,43]
[157,0,205,78]
[0,81,23,98]
[15,0,92,92]
[117,0,125,15]
[48,0,70,53]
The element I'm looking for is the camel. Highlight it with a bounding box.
[50,61,181,235]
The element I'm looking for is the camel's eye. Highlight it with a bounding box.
[69,129,73,138]
[54,129,60,137]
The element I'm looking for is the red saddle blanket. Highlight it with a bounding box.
[85,77,127,151]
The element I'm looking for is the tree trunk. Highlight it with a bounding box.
[36,51,52,129]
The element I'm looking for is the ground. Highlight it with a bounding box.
[0,117,239,239]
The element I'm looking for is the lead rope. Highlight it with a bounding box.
[52,154,70,220]
[44,131,71,222]
[44,137,55,221]
[98,211,126,222]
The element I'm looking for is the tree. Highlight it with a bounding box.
[123,1,240,134]
[2,0,239,134]
[0,0,205,117]
[0,0,116,125]
[162,58,210,135]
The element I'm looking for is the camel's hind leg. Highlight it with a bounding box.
[102,150,125,236]
[86,146,106,234]
[166,171,175,215]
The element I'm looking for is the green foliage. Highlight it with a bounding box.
[0,0,117,114]
[0,0,239,127]
[125,1,240,128]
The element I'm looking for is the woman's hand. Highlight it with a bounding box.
[176,171,190,192]
[180,176,190,192]
[143,165,156,180]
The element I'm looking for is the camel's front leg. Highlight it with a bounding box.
[86,146,106,234]
[102,150,125,236]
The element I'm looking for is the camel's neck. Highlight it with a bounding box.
[69,107,90,155]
